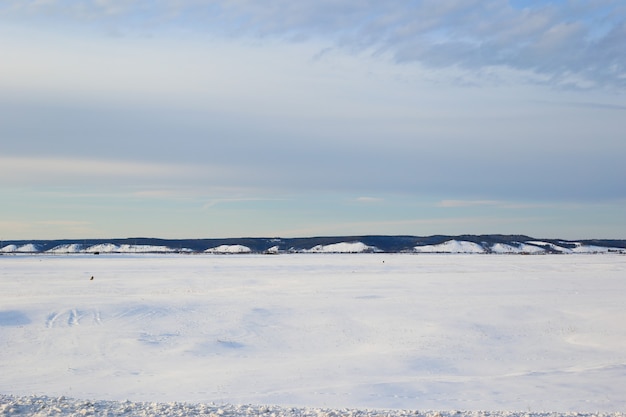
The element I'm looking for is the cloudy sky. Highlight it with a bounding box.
[1,0,625,240]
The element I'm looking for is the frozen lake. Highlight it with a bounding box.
[1,254,625,412]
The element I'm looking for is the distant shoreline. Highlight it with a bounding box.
[1,235,625,255]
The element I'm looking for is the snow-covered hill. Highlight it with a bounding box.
[205,245,252,254]
[303,242,379,253]
[1,236,624,254]
[490,242,546,254]
[0,243,40,253]
[409,240,623,254]
[413,240,486,253]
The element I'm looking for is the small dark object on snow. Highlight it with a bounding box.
[90,276,94,281]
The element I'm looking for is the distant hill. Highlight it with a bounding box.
[1,235,625,254]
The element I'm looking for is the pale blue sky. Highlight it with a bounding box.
[1,0,625,240]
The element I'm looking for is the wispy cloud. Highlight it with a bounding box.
[0,219,96,239]
[355,197,384,203]
[531,100,626,111]
[274,215,550,238]
[0,156,205,185]
[0,220,31,236]
[438,200,503,208]
[202,197,287,210]
[4,0,623,89]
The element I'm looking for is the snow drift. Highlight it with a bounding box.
[2,395,625,417]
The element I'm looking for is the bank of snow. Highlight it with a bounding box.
[2,395,625,417]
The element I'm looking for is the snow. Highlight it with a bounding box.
[37,244,186,254]
[1,396,625,417]
[47,244,85,254]
[489,243,527,253]
[526,241,573,253]
[84,244,180,253]
[411,241,619,255]
[1,254,626,415]
[265,245,280,254]
[83,243,121,253]
[414,240,485,253]
[571,243,616,253]
[517,243,546,253]
[0,243,39,253]
[1,239,623,254]
[304,242,377,253]
[205,244,252,253]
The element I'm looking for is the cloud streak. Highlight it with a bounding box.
[3,0,624,89]
[0,156,204,185]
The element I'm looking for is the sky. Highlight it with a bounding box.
[0,0,625,240]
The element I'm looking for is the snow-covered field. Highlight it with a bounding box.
[1,254,625,416]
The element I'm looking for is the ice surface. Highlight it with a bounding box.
[1,254,626,414]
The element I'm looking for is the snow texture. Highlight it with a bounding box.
[84,244,180,253]
[413,240,485,253]
[0,244,40,253]
[304,242,377,253]
[525,242,573,253]
[1,254,626,415]
[46,244,85,254]
[1,395,625,417]
[205,245,252,253]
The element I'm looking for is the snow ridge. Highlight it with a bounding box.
[3,395,624,417]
